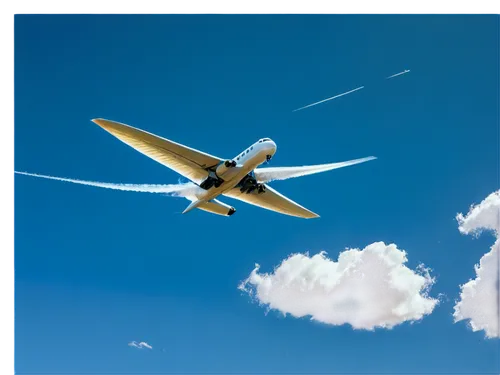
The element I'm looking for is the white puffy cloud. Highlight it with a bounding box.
[454,190,500,338]
[128,341,153,350]
[239,242,438,330]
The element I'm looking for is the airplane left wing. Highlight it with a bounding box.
[92,119,223,183]
[223,185,319,219]
[254,156,376,183]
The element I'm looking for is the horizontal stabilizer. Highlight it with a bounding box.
[182,199,205,214]
[197,199,236,217]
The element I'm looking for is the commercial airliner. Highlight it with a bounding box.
[78,119,376,218]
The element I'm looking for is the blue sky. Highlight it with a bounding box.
[14,15,499,374]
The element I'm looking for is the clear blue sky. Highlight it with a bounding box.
[15,15,499,374]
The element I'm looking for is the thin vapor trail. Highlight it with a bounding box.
[386,69,410,79]
[292,86,364,112]
[14,171,202,198]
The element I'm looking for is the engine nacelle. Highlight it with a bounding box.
[215,160,237,177]
[197,199,236,216]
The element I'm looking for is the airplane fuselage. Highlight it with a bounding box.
[196,138,277,203]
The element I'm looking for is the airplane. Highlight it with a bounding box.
[90,119,376,218]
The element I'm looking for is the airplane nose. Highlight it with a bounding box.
[269,140,277,154]
[265,140,277,162]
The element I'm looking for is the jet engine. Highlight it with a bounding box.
[215,160,237,177]
[197,199,236,216]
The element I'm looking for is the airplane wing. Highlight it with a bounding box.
[92,119,222,183]
[223,185,319,219]
[253,156,376,183]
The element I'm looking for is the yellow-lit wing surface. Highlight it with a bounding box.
[224,185,319,219]
[92,119,222,183]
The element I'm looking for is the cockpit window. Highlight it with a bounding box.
[262,138,271,141]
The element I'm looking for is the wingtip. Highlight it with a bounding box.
[304,211,320,219]
[91,118,123,132]
[91,118,107,127]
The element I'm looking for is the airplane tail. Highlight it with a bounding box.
[182,199,206,214]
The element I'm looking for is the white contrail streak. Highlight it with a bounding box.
[254,156,377,183]
[386,69,410,79]
[14,171,203,198]
[292,86,364,112]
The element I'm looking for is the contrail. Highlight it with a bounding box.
[386,69,410,79]
[14,171,203,199]
[292,86,364,112]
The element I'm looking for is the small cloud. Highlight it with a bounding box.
[239,242,438,330]
[457,191,500,235]
[454,190,500,339]
[128,341,153,350]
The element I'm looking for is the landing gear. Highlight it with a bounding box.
[200,176,223,190]
[238,175,266,195]
[246,185,257,194]
[242,183,265,194]
[239,176,256,193]
[236,173,266,194]
[200,178,214,190]
[249,183,266,194]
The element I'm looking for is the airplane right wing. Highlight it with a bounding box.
[223,185,319,219]
[92,119,223,184]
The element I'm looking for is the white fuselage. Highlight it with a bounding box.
[197,138,277,202]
